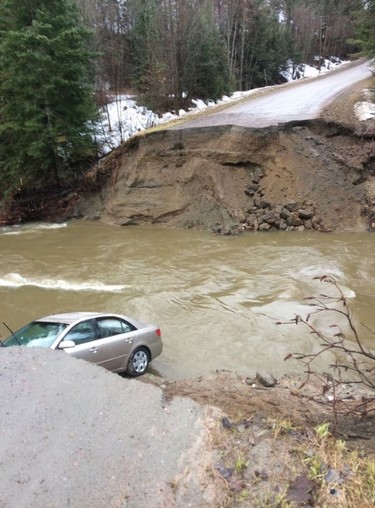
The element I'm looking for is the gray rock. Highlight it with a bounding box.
[261,211,277,224]
[253,167,265,180]
[258,222,272,231]
[259,200,271,209]
[256,370,276,387]
[274,205,283,215]
[280,208,291,220]
[287,213,303,227]
[298,208,314,220]
[312,216,321,229]
[325,468,340,484]
[285,202,299,212]
[279,219,287,230]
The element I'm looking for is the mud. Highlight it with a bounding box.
[147,370,375,506]
[75,120,375,234]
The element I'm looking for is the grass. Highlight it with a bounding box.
[271,417,299,439]
[302,423,375,507]
[234,453,249,475]
[220,417,375,507]
[182,387,375,507]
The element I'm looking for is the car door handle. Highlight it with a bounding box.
[90,347,98,353]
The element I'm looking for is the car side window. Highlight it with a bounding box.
[96,317,135,339]
[63,320,96,345]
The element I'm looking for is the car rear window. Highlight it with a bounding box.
[97,317,135,338]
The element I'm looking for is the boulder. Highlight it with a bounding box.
[256,370,277,387]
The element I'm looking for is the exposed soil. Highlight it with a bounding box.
[73,117,375,235]
[145,370,375,507]
[160,371,375,449]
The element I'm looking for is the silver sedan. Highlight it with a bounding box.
[2,312,163,376]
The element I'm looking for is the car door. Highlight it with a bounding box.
[59,319,110,368]
[93,317,139,372]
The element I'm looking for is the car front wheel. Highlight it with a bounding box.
[127,347,150,376]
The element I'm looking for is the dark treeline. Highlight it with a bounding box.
[77,0,367,113]
[0,0,373,198]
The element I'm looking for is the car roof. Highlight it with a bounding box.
[36,312,118,325]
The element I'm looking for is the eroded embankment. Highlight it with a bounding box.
[77,120,375,234]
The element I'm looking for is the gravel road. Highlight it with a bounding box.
[174,60,373,129]
[0,348,214,508]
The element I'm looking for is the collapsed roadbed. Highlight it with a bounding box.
[3,118,373,235]
[76,119,375,234]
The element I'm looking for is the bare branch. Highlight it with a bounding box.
[282,276,375,418]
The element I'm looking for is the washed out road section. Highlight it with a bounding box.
[174,60,373,129]
[0,348,213,508]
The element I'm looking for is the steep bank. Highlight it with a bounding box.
[1,76,374,231]
[77,119,375,233]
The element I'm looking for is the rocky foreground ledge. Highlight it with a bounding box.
[1,348,374,507]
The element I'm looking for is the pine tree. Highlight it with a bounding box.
[356,0,375,57]
[243,4,291,89]
[131,0,167,112]
[0,0,98,190]
[184,2,231,101]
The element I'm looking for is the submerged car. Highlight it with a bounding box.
[2,312,162,376]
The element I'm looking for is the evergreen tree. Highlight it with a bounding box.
[356,0,375,57]
[0,0,98,190]
[131,0,167,113]
[238,2,291,89]
[184,2,231,101]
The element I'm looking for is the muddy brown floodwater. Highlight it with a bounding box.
[1,220,374,380]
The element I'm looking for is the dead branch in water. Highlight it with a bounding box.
[279,275,375,419]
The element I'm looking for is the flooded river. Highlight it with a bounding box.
[1,220,374,380]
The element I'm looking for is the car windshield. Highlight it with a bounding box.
[3,321,68,348]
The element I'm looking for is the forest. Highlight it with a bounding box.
[0,0,374,195]
[78,0,374,112]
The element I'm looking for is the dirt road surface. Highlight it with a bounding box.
[0,348,216,508]
[174,60,373,129]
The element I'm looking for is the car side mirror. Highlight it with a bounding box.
[58,340,76,349]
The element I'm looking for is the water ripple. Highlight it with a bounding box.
[0,273,127,292]
[0,223,67,235]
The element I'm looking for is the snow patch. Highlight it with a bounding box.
[94,58,372,155]
[281,57,349,82]
[96,95,159,155]
[355,101,375,121]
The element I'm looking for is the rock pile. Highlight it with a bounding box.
[241,167,321,232]
[243,200,319,232]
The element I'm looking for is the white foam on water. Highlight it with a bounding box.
[298,265,344,279]
[0,223,67,235]
[296,267,356,299]
[0,273,127,292]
